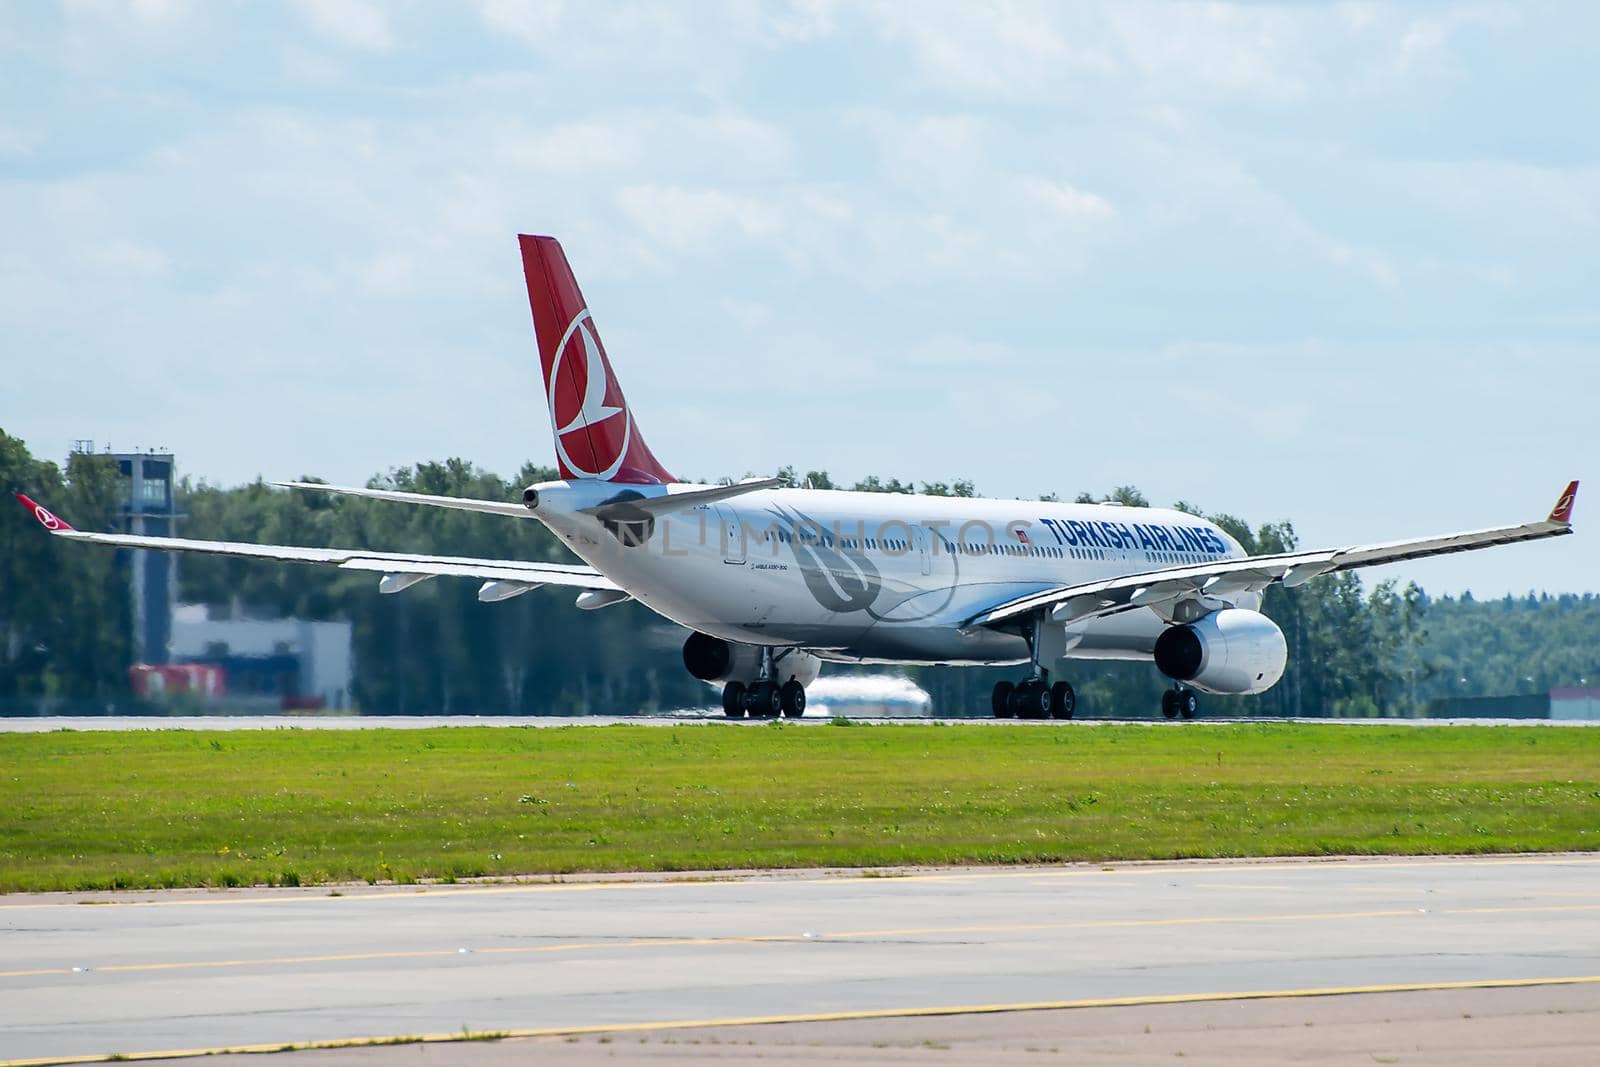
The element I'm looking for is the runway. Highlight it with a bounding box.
[4,855,1600,1065]
[1,714,1592,731]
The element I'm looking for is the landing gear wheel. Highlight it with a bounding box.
[1016,681,1051,720]
[1180,689,1198,720]
[1049,681,1075,720]
[1160,690,1179,720]
[745,681,781,718]
[780,680,806,718]
[722,682,746,718]
[992,681,1015,718]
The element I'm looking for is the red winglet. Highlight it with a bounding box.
[14,493,74,533]
[1548,480,1579,524]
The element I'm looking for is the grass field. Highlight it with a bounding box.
[2,722,1598,893]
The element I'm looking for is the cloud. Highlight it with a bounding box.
[475,0,564,46]
[617,186,783,249]
[1,1,1595,595]
[85,239,172,278]
[291,0,395,51]
[0,125,34,160]
[1021,177,1115,221]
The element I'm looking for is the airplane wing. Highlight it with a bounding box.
[13,493,617,597]
[966,481,1579,629]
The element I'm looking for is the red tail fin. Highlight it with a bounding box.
[519,235,675,484]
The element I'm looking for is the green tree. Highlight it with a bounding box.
[852,474,914,494]
[0,432,130,705]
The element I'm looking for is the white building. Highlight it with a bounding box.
[170,605,353,710]
[1550,687,1600,721]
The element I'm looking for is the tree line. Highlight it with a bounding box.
[3,428,1595,716]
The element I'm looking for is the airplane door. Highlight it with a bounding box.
[915,526,932,575]
[716,505,746,564]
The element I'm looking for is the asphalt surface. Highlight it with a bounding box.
[139,985,1600,1066]
[4,855,1600,1065]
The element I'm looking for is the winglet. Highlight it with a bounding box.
[14,493,75,533]
[1548,480,1579,525]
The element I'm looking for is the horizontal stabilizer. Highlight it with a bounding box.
[275,481,531,518]
[580,477,784,522]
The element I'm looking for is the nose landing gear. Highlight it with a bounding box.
[1161,686,1198,720]
[1049,680,1076,719]
[779,679,806,718]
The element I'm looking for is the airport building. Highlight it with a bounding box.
[1550,687,1600,721]
[72,443,354,711]
[170,606,354,710]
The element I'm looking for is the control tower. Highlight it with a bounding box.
[73,442,179,664]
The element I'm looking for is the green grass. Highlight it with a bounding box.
[2,723,1598,893]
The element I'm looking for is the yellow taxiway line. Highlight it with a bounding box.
[4,973,1600,1067]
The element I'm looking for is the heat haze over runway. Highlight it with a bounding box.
[3,715,1596,732]
[4,855,1599,1065]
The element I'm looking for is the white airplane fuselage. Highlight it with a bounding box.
[529,480,1254,666]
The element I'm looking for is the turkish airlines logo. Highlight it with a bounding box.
[34,504,62,530]
[548,309,631,480]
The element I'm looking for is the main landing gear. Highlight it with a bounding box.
[721,647,807,719]
[992,676,1076,720]
[991,616,1075,720]
[1161,686,1199,720]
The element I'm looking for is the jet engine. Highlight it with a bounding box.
[1153,608,1287,696]
[682,632,821,687]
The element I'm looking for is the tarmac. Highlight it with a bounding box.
[4,854,1600,1065]
[2,714,1594,731]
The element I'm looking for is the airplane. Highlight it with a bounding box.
[16,235,1580,720]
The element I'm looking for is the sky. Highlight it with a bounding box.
[2,1,1595,597]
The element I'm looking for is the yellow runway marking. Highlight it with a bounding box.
[1443,903,1600,917]
[1194,882,1292,891]
[15,902,1600,982]
[4,854,1598,912]
[5,973,1600,1067]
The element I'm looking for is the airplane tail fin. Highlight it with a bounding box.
[518,235,676,485]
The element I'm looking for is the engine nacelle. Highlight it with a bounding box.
[681,632,822,687]
[1153,608,1287,696]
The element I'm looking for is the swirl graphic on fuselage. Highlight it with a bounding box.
[767,505,880,613]
[764,505,960,623]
